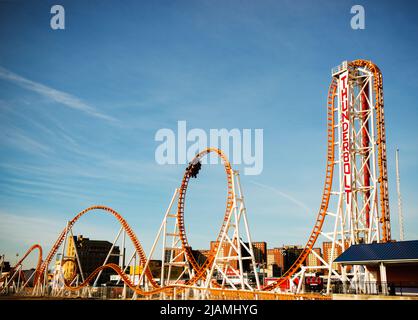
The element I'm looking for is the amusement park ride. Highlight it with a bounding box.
[0,59,392,300]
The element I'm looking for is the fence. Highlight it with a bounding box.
[304,281,418,296]
[1,283,329,300]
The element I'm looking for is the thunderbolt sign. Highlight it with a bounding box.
[339,70,351,204]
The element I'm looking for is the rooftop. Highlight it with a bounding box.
[334,240,418,265]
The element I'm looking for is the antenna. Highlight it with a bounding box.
[395,149,405,241]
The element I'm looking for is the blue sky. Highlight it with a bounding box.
[1,0,417,267]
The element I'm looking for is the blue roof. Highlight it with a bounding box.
[334,240,418,264]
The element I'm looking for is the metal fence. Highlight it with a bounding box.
[304,281,418,296]
[4,282,418,299]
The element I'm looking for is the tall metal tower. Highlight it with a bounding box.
[323,60,390,290]
[264,60,392,295]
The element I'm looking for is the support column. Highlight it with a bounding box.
[379,262,388,295]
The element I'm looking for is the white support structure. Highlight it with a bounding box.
[379,262,388,295]
[50,221,71,297]
[292,62,386,295]
[324,63,381,293]
[161,189,195,287]
[50,220,134,298]
[141,168,261,299]
[2,264,25,295]
[92,226,123,287]
[204,170,260,291]
[138,188,195,297]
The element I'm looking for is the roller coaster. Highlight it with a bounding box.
[0,59,390,300]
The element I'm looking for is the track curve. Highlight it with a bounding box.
[50,148,235,294]
[263,59,390,291]
[6,60,389,298]
[177,147,234,285]
[263,77,338,290]
[0,244,43,286]
[37,205,159,288]
[61,263,329,300]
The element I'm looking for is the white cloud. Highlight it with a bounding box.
[0,66,116,122]
[2,126,53,157]
[249,180,311,213]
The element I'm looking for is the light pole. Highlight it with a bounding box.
[0,254,4,275]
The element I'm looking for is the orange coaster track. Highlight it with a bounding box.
[263,59,390,291]
[0,244,42,286]
[60,263,329,300]
[37,205,159,289]
[4,60,388,299]
[47,148,242,295]
[37,147,236,293]
[6,148,236,296]
[177,147,234,286]
[350,60,391,241]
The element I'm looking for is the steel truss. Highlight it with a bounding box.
[264,60,391,295]
[50,220,138,298]
[320,63,382,293]
[145,152,261,297]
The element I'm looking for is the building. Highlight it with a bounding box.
[335,240,418,295]
[210,240,251,272]
[0,260,11,274]
[252,242,267,266]
[322,241,342,272]
[162,248,202,282]
[129,260,162,277]
[192,249,209,266]
[282,245,304,273]
[266,248,283,277]
[164,248,185,263]
[265,245,305,277]
[63,235,120,285]
[210,241,236,269]
[306,248,322,270]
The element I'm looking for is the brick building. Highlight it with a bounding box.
[306,248,322,270]
[267,248,284,277]
[64,235,120,285]
[322,241,343,272]
[252,242,267,266]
